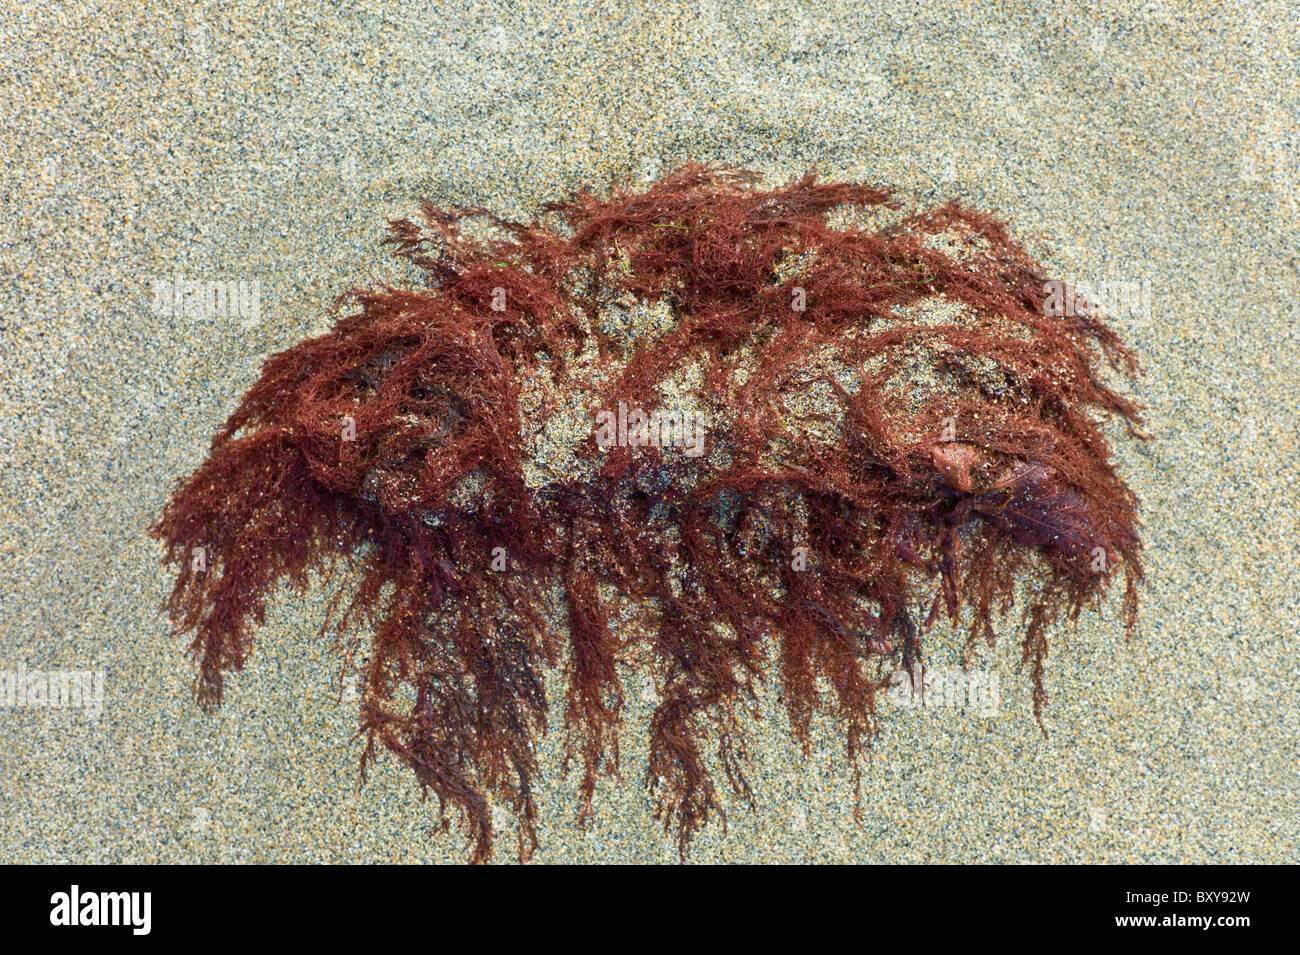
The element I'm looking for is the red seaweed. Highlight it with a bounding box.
[150,164,1145,861]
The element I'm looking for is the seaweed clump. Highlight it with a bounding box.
[151,164,1145,861]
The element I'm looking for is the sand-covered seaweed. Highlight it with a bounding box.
[151,164,1144,861]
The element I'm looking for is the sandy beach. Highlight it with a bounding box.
[1,0,1296,863]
